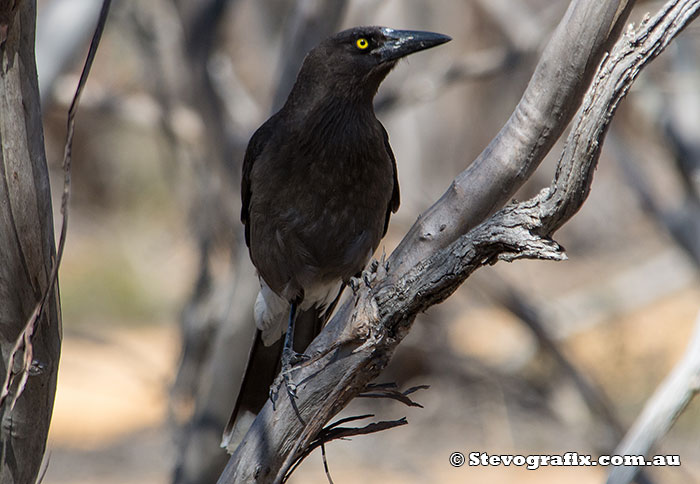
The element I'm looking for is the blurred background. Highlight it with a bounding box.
[36,0,700,483]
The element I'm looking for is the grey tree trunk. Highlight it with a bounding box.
[0,1,62,483]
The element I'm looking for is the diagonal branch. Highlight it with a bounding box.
[389,0,635,275]
[218,1,700,483]
[606,311,700,484]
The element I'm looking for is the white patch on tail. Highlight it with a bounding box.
[254,281,289,346]
[254,278,344,346]
[221,410,256,452]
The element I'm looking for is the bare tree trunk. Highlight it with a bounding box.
[0,1,62,483]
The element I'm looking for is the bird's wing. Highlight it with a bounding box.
[381,124,401,236]
[241,119,276,247]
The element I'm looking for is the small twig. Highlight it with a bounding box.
[358,384,430,408]
[283,415,408,483]
[323,414,375,431]
[362,382,397,390]
[321,444,334,484]
[315,418,409,445]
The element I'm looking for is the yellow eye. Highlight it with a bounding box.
[356,38,369,50]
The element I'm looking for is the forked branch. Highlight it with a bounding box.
[218,1,700,482]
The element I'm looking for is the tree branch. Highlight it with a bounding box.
[389,0,634,275]
[606,310,700,484]
[283,414,408,482]
[218,0,700,482]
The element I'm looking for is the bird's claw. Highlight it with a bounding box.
[282,372,298,398]
[270,369,299,410]
[362,268,376,287]
[283,348,310,366]
[269,348,309,409]
[269,381,280,410]
[349,277,361,294]
[349,259,382,294]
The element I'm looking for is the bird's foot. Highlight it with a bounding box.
[269,370,298,402]
[284,348,311,366]
[269,348,310,411]
[350,259,384,294]
[362,263,378,287]
[349,276,360,294]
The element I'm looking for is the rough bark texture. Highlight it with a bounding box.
[389,0,634,275]
[0,1,62,483]
[217,0,700,482]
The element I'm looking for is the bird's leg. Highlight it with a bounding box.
[281,300,310,367]
[270,301,310,412]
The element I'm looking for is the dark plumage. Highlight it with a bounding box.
[223,25,450,449]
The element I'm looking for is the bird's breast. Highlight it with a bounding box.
[248,116,394,296]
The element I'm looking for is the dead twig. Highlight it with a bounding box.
[606,310,700,484]
[358,383,430,408]
[283,414,408,483]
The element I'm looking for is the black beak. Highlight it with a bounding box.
[373,28,451,63]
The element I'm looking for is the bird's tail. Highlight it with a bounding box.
[221,307,325,452]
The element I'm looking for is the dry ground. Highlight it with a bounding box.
[43,285,700,484]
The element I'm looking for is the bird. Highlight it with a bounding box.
[222,25,451,450]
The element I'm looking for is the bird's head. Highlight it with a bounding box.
[292,26,451,105]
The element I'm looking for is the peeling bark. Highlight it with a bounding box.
[0,1,62,483]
